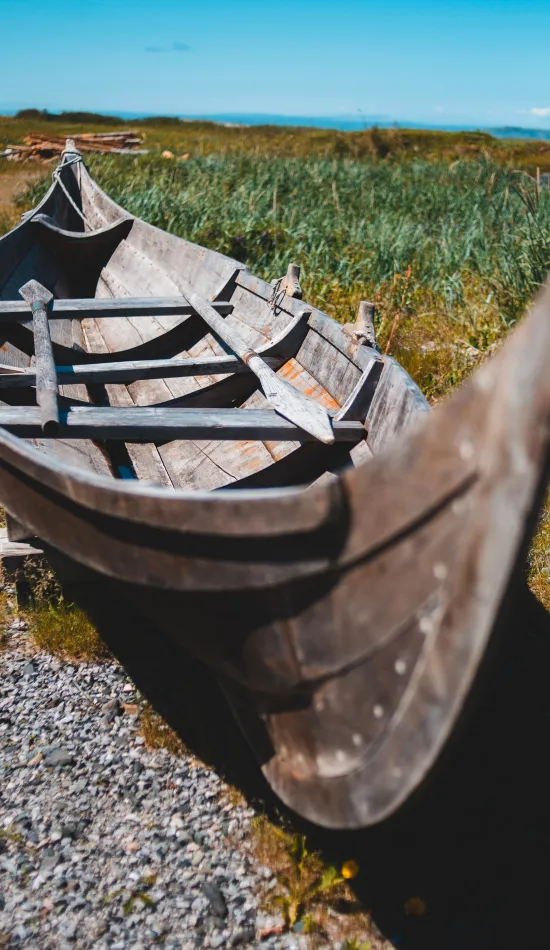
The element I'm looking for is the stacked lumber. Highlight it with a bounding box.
[0,131,146,162]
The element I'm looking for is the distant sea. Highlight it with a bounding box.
[3,107,550,140]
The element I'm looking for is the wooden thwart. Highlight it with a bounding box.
[0,405,365,442]
[0,296,234,322]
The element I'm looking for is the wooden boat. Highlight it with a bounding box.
[1,143,549,829]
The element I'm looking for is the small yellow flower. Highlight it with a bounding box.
[341,859,359,880]
[404,897,427,917]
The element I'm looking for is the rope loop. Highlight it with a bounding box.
[51,154,92,229]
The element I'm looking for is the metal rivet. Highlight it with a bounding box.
[394,659,407,676]
[433,562,448,580]
[419,616,434,635]
[352,732,363,747]
[459,439,474,460]
[336,749,346,762]
[313,696,325,713]
[452,497,466,516]
[373,704,384,719]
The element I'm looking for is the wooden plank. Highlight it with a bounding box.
[185,289,335,444]
[0,297,234,322]
[335,356,384,421]
[18,280,59,433]
[365,357,431,453]
[0,528,42,558]
[0,405,365,442]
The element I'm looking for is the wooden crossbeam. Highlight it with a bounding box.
[0,406,365,443]
[0,309,310,389]
[0,297,234,322]
[0,354,280,388]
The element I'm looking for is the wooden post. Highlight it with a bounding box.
[353,301,378,350]
[19,280,59,433]
[343,301,379,350]
[281,263,302,299]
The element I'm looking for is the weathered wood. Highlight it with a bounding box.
[0,297,234,322]
[0,405,365,443]
[18,280,59,433]
[0,309,309,389]
[276,262,302,299]
[0,525,42,557]
[344,300,378,350]
[186,289,335,444]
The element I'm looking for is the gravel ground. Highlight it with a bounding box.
[0,623,303,950]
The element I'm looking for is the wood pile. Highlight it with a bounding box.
[0,131,146,162]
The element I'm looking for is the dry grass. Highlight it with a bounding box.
[139,703,185,755]
[529,490,550,610]
[29,602,109,662]
[3,112,550,171]
[2,554,110,662]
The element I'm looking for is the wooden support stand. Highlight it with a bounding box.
[0,525,43,608]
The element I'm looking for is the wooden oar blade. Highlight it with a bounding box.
[249,355,335,444]
[186,288,335,443]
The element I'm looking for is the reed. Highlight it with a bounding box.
[20,152,550,397]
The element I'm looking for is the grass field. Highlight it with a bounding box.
[2,112,550,599]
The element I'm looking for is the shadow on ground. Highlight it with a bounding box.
[64,563,550,950]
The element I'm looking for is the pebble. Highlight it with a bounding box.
[0,639,266,948]
[43,746,73,767]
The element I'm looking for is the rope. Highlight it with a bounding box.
[268,276,285,314]
[51,154,93,229]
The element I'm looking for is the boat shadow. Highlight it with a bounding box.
[67,568,550,950]
[304,580,550,950]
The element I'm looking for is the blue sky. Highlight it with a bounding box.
[1,0,550,127]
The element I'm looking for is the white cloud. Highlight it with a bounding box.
[529,107,550,117]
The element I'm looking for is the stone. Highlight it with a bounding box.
[202,882,228,919]
[44,747,73,767]
[60,822,78,840]
[101,698,122,723]
[229,927,256,947]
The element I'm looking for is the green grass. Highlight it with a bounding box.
[20,150,550,398]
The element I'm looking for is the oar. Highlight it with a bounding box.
[19,280,59,434]
[185,289,335,444]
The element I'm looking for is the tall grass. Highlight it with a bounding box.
[21,152,550,397]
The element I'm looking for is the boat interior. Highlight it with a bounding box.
[0,149,427,494]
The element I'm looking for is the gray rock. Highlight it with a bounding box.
[202,882,228,919]
[23,661,36,676]
[101,697,122,723]
[230,927,256,946]
[0,638,265,950]
[44,746,73,767]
